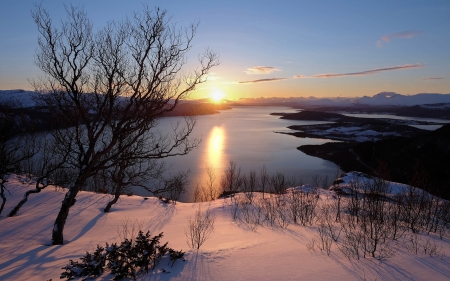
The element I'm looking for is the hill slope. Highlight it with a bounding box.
[1,175,450,280]
[299,123,450,198]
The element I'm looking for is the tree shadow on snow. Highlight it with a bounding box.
[145,202,176,234]
[0,244,62,280]
[166,251,214,281]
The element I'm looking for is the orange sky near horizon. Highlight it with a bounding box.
[1,1,449,100]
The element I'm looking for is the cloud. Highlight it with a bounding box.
[422,77,445,80]
[207,74,221,81]
[239,78,287,84]
[294,64,423,79]
[377,30,424,46]
[245,66,281,74]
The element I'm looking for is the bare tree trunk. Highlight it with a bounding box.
[52,185,79,245]
[104,186,120,213]
[0,182,7,215]
[9,176,47,217]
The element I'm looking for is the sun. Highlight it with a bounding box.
[210,89,225,103]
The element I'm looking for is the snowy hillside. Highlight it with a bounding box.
[1,173,450,280]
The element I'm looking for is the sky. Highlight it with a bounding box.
[0,0,449,100]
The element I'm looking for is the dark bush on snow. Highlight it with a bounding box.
[61,231,185,280]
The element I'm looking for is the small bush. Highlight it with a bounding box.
[61,231,185,280]
[185,207,215,250]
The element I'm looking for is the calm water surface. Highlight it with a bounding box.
[134,106,340,201]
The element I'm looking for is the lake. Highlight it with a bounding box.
[134,106,340,201]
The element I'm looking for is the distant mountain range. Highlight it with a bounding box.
[354,92,450,107]
[0,89,37,108]
[232,91,450,108]
[2,89,450,108]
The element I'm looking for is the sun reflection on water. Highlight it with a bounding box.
[206,126,225,170]
[190,125,227,201]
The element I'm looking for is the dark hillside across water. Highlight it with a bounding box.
[295,104,450,120]
[274,110,432,142]
[299,123,450,199]
[0,102,229,134]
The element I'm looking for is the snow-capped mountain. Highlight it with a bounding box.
[0,89,37,108]
[355,92,450,106]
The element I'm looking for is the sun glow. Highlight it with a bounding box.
[210,89,225,103]
[207,126,224,168]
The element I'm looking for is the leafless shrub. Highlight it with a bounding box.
[306,239,317,252]
[193,165,221,203]
[233,195,262,231]
[318,203,341,242]
[321,175,329,189]
[193,184,205,203]
[317,223,333,256]
[421,237,442,256]
[274,197,290,228]
[287,188,319,226]
[338,214,362,260]
[259,166,269,199]
[115,217,145,242]
[346,180,362,219]
[406,232,421,255]
[269,173,286,194]
[260,195,279,227]
[220,161,244,196]
[243,170,258,204]
[185,207,215,250]
[311,175,321,188]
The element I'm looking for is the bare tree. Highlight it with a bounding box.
[193,165,219,202]
[259,165,269,199]
[31,4,218,244]
[185,207,215,250]
[220,161,243,196]
[0,103,37,215]
[8,135,71,217]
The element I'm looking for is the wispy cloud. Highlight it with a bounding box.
[294,64,424,79]
[245,66,281,74]
[422,77,445,80]
[206,74,221,81]
[377,30,424,46]
[239,78,287,84]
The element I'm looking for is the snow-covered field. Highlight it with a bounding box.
[1,174,450,281]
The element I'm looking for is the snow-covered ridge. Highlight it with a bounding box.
[3,90,450,108]
[355,92,450,107]
[1,174,450,280]
[330,171,423,197]
[236,92,450,107]
[0,89,37,108]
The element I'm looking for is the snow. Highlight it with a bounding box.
[305,125,402,142]
[330,171,436,199]
[355,92,450,107]
[1,174,450,280]
[331,171,411,196]
[0,89,37,108]
[358,130,378,136]
[237,92,450,108]
[420,104,450,109]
